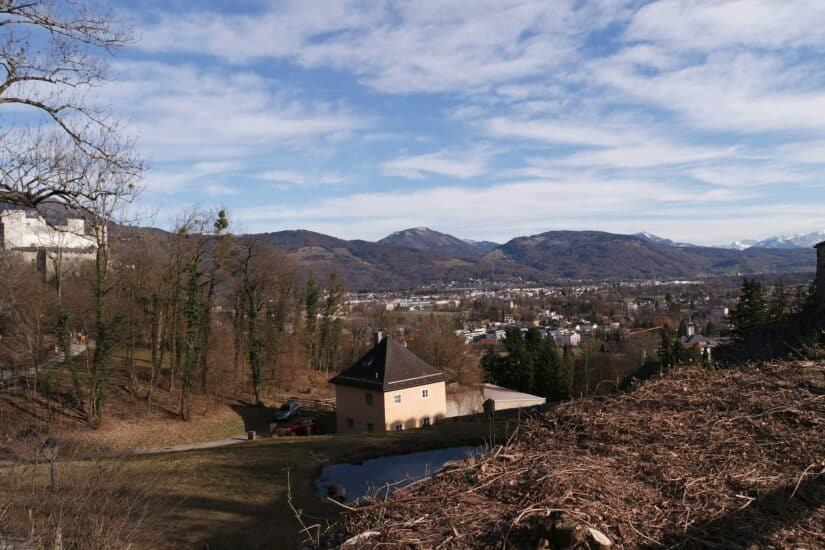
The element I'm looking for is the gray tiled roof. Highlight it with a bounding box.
[330,337,447,391]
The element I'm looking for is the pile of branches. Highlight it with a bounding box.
[323,359,824,548]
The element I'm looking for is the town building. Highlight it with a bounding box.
[330,331,448,433]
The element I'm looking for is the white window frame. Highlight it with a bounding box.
[422,388,429,398]
[393,394,401,404]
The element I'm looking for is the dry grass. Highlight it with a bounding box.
[1,454,161,549]
[2,420,501,549]
[325,359,825,548]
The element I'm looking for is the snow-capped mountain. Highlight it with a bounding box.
[728,240,757,251]
[731,231,825,249]
[634,232,695,247]
[753,231,825,249]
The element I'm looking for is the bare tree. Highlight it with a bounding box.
[0,1,144,210]
[81,170,142,424]
[235,239,289,405]
[408,314,481,385]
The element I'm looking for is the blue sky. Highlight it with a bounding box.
[107,0,825,245]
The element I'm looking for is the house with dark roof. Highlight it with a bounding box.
[330,330,448,433]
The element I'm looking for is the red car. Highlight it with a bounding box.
[278,418,319,436]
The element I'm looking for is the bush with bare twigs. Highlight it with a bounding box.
[0,450,159,549]
[322,354,825,548]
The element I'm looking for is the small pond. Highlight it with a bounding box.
[315,445,482,503]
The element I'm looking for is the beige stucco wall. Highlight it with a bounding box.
[382,381,447,431]
[334,384,386,433]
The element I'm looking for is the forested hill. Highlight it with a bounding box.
[486,230,814,281]
[250,229,815,290]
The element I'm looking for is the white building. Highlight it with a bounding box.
[549,329,581,347]
[0,209,97,273]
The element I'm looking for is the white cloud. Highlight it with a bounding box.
[485,117,649,147]
[202,183,239,197]
[556,143,736,168]
[626,0,825,52]
[257,170,345,187]
[232,174,759,242]
[134,1,630,94]
[120,1,825,244]
[382,151,487,179]
[106,61,364,162]
[690,164,816,187]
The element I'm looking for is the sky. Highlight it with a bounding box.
[107,0,825,245]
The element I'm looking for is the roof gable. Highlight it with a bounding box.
[330,337,447,391]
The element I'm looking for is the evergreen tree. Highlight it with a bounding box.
[730,278,768,343]
[705,320,716,337]
[533,337,570,401]
[658,327,684,370]
[481,327,533,393]
[302,271,320,367]
[317,274,344,374]
[678,318,689,338]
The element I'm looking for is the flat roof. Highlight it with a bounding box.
[482,383,546,404]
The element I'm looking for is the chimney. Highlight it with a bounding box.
[373,329,384,345]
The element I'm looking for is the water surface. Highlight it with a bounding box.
[315,445,481,503]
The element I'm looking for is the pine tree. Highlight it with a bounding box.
[302,271,320,368]
[730,278,768,343]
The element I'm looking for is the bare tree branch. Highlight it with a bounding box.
[0,0,144,212]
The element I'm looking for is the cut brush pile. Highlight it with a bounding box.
[323,359,824,548]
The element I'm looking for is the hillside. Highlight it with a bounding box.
[115,226,816,290]
[378,227,487,258]
[254,230,540,290]
[488,231,814,280]
[325,359,825,548]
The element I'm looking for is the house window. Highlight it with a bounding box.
[366,423,374,433]
[422,416,431,427]
[346,418,354,429]
[422,389,429,398]
[394,423,403,431]
[365,393,373,406]
[393,394,401,404]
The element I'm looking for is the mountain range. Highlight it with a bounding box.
[726,231,825,250]
[253,227,816,290]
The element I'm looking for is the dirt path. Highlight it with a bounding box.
[0,433,254,466]
[130,434,250,455]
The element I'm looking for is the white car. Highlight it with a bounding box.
[275,398,301,421]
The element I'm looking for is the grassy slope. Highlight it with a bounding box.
[3,420,506,549]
